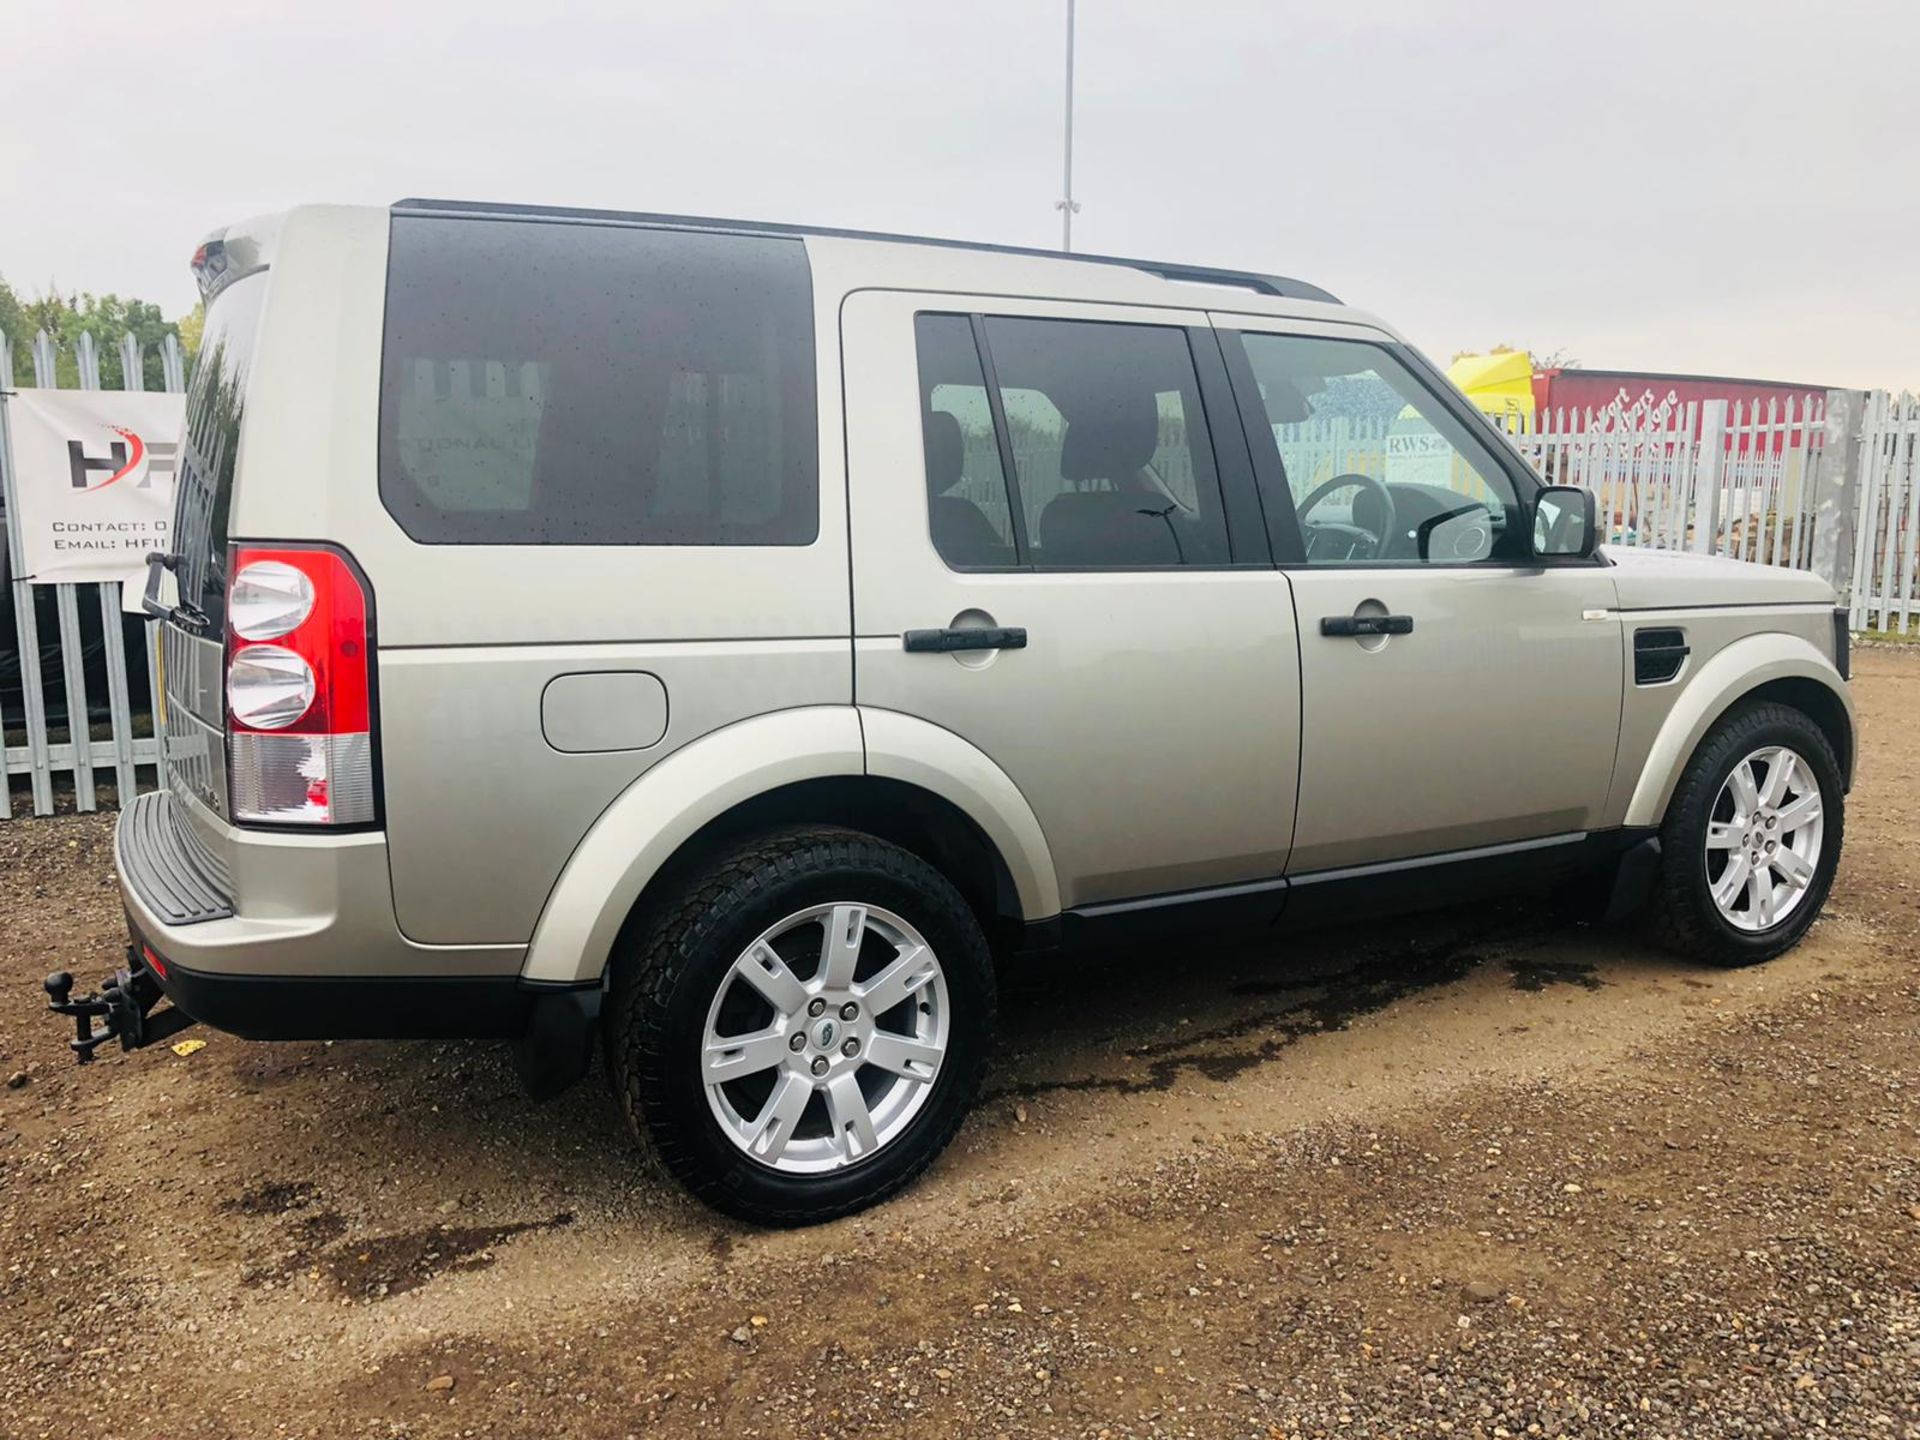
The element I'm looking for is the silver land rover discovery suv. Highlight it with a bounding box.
[47,201,1854,1224]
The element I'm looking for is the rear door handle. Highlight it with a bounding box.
[1320,614,1413,638]
[903,626,1028,653]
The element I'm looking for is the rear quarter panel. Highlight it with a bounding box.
[229,207,854,945]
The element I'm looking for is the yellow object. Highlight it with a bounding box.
[152,625,167,728]
[1446,351,1536,422]
[170,1038,206,1057]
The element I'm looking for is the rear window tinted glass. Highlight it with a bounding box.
[379,216,817,545]
[173,269,270,629]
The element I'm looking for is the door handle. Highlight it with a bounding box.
[903,626,1028,653]
[1320,614,1413,638]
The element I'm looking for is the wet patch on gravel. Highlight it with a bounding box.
[321,1212,576,1300]
[1504,953,1606,991]
[235,1208,353,1288]
[994,935,1493,1099]
[220,1177,318,1215]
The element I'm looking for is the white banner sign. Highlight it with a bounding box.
[5,387,184,593]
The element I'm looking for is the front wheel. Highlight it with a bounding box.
[1650,701,1844,966]
[609,827,995,1225]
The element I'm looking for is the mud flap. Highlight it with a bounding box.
[1604,836,1664,924]
[512,985,601,1102]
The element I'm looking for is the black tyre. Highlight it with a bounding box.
[1650,701,1843,966]
[608,826,996,1225]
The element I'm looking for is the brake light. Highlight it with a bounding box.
[141,944,169,981]
[190,236,230,301]
[226,545,376,826]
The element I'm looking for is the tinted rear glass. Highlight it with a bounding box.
[378,216,818,546]
[172,268,270,630]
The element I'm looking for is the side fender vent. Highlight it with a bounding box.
[1634,627,1689,685]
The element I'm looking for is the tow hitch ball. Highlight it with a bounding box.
[44,960,193,1063]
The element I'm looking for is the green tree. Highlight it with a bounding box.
[0,275,193,389]
[175,300,204,361]
[0,277,26,385]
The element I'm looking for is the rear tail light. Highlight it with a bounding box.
[230,559,316,640]
[226,545,376,826]
[228,644,317,728]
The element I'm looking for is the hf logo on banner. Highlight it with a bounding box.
[68,427,178,493]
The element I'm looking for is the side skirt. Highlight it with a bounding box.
[1038,829,1657,956]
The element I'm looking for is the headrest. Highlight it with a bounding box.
[1038,490,1182,566]
[1059,399,1160,481]
[1260,378,1312,424]
[922,410,965,495]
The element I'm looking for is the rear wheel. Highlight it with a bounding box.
[609,827,995,1225]
[1650,701,1843,966]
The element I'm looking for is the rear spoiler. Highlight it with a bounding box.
[190,215,281,303]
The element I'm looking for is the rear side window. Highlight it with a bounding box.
[986,317,1227,567]
[379,216,818,545]
[911,313,1231,570]
[913,314,1017,568]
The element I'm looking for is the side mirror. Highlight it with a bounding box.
[1533,485,1598,560]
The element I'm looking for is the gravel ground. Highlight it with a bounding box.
[2,650,1917,1440]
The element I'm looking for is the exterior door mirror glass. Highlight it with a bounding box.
[1533,485,1598,559]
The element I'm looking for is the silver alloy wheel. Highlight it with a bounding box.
[700,903,949,1174]
[1704,744,1825,933]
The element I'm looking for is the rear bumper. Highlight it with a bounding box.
[53,925,600,1098]
[114,789,521,981]
[77,791,599,1093]
[135,936,542,1041]
[118,789,235,925]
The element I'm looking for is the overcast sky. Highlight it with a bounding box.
[3,0,1915,390]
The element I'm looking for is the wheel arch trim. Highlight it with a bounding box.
[520,705,1059,985]
[1622,634,1855,829]
[522,707,865,984]
[859,706,1060,923]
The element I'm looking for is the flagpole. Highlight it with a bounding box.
[1058,0,1078,251]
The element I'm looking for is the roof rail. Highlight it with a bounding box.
[392,198,1341,306]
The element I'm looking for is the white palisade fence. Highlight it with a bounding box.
[1505,393,1830,568]
[2,325,1918,820]
[1,328,187,819]
[1848,391,1920,634]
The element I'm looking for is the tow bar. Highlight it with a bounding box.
[44,949,197,1063]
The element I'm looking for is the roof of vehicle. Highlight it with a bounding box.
[391,197,1342,307]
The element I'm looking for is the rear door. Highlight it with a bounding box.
[162,266,273,828]
[1215,317,1623,874]
[842,291,1300,910]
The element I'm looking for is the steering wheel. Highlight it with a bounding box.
[1297,472,1398,562]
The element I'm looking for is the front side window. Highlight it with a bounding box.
[1234,333,1523,565]
[379,216,817,546]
